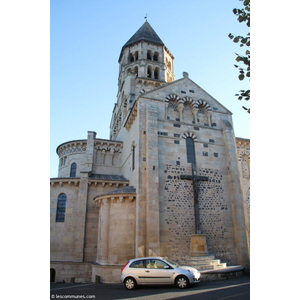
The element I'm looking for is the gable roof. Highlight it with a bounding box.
[139,77,232,114]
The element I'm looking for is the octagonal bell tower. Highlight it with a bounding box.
[110,21,175,139]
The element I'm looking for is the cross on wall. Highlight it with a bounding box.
[180,163,208,234]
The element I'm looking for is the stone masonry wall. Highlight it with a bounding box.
[160,164,236,265]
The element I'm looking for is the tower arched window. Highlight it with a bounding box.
[134,51,139,61]
[129,53,134,62]
[147,66,152,78]
[147,50,152,60]
[70,162,77,177]
[186,137,196,164]
[154,67,159,79]
[153,52,159,61]
[56,193,67,222]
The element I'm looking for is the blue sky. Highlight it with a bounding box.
[50,0,250,177]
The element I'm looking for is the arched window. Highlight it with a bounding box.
[134,51,139,60]
[129,53,134,62]
[154,67,159,79]
[70,162,76,177]
[56,193,67,223]
[186,137,196,164]
[147,66,152,78]
[153,52,159,61]
[147,50,152,60]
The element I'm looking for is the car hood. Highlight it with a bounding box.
[177,266,200,274]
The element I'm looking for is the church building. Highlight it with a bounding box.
[50,21,250,283]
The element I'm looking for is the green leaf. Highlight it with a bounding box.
[233,36,240,43]
[239,74,245,81]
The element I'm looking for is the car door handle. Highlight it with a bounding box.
[145,270,150,273]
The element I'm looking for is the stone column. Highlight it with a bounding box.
[85,131,96,172]
[74,171,89,262]
[192,108,198,124]
[99,198,110,265]
[206,112,212,127]
[145,104,160,256]
[178,103,184,122]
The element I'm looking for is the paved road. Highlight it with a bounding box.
[50,275,250,300]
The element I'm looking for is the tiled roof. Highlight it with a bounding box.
[123,21,164,48]
[94,185,136,199]
[89,173,128,181]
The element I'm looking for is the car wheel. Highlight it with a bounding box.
[176,276,189,289]
[124,277,137,290]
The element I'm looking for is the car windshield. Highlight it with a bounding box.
[163,257,180,268]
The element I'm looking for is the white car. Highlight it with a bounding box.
[120,257,201,290]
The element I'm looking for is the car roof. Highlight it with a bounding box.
[130,256,164,261]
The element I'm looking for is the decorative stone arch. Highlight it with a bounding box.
[181,131,198,142]
[195,99,212,114]
[165,93,183,120]
[165,93,182,104]
[195,99,212,126]
[182,96,196,108]
[182,96,198,123]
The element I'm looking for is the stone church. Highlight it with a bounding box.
[50,21,250,283]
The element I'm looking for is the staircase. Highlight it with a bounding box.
[178,254,227,271]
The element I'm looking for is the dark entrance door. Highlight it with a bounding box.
[50,268,56,282]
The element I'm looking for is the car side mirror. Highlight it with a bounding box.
[164,266,170,269]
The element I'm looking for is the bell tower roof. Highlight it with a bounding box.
[119,21,166,62]
[123,21,164,48]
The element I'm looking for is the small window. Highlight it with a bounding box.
[186,137,196,164]
[130,260,145,268]
[56,193,67,222]
[132,145,135,170]
[153,52,159,61]
[70,162,77,177]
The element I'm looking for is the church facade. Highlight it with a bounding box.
[50,21,250,283]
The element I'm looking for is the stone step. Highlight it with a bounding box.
[200,266,245,282]
[181,255,215,261]
[177,256,227,271]
[210,259,221,265]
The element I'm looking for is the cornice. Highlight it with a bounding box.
[50,177,129,188]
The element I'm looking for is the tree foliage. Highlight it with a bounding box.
[228,0,250,113]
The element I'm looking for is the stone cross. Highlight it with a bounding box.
[180,163,208,234]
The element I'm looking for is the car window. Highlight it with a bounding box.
[130,260,145,268]
[146,259,169,269]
